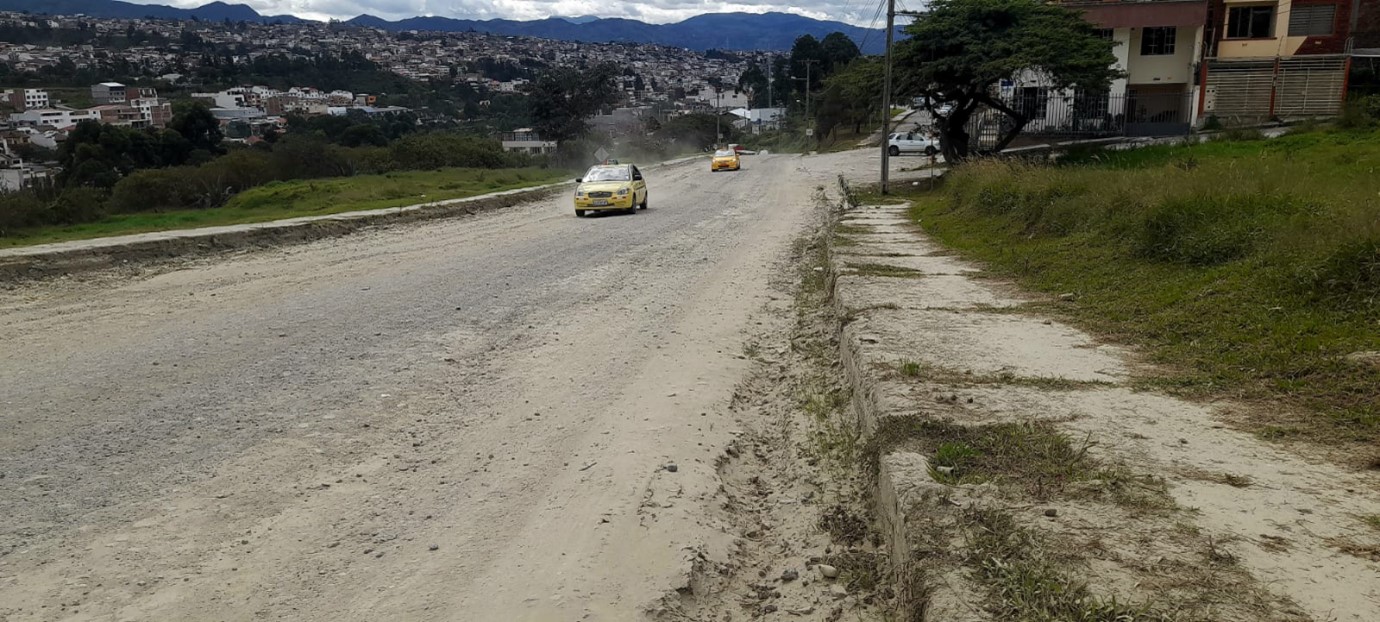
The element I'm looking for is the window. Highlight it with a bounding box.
[1289,4,1335,36]
[1093,28,1114,40]
[1227,6,1275,39]
[1140,27,1177,55]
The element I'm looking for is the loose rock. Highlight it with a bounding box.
[818,564,839,579]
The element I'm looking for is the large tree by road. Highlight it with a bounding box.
[526,64,620,143]
[895,0,1118,162]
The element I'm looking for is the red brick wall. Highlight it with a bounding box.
[1357,0,1380,47]
[1294,0,1352,54]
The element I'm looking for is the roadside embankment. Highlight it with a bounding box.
[823,165,1380,620]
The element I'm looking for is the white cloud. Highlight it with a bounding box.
[126,0,887,26]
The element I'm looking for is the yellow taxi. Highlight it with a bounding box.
[573,163,648,217]
[711,149,741,172]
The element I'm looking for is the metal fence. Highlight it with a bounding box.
[960,91,1196,152]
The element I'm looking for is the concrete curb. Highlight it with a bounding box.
[825,175,989,622]
[0,154,705,282]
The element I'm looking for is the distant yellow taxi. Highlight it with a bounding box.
[573,163,648,217]
[711,149,741,172]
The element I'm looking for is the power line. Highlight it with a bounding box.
[857,0,889,55]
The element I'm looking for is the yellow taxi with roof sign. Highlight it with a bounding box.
[573,163,648,217]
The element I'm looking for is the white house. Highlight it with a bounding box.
[728,107,785,133]
[501,128,557,154]
[9,107,99,128]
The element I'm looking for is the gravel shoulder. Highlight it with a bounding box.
[0,154,848,621]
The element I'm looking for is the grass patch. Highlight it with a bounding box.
[869,416,1170,509]
[1,167,565,248]
[835,223,875,235]
[871,417,1091,498]
[965,508,1172,621]
[884,360,1113,390]
[846,262,925,278]
[1362,514,1380,531]
[899,128,1380,446]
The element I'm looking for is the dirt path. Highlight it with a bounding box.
[0,154,861,621]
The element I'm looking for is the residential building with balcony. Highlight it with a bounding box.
[501,128,557,154]
[1196,0,1352,121]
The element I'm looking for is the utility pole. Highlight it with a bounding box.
[881,0,896,194]
[714,87,722,147]
[793,59,819,140]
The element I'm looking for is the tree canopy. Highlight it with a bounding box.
[526,64,621,143]
[816,58,884,139]
[895,0,1118,161]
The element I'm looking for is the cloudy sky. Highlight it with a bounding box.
[138,0,890,25]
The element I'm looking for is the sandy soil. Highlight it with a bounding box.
[0,154,858,621]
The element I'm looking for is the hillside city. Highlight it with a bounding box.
[4,0,1380,619]
[0,11,780,189]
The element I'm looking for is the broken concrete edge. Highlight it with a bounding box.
[0,154,706,283]
[826,173,986,621]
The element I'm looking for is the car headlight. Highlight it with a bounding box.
[617,187,630,195]
[575,189,585,197]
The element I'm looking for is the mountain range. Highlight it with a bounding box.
[0,0,894,53]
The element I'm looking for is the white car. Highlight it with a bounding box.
[887,132,939,157]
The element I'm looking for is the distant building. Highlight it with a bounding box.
[0,164,53,192]
[728,107,785,133]
[501,128,557,154]
[90,104,150,128]
[91,82,126,104]
[4,88,50,112]
[10,107,100,129]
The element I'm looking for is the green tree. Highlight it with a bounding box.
[788,35,827,94]
[820,32,861,75]
[895,0,1118,161]
[169,102,225,155]
[527,64,620,143]
[738,66,770,107]
[817,58,885,139]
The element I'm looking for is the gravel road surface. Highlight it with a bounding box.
[0,154,839,621]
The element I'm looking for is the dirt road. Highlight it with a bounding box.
[0,155,840,621]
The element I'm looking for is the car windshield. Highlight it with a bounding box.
[714,150,736,157]
[583,166,630,182]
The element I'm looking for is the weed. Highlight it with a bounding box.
[846,262,926,278]
[836,223,875,235]
[819,505,871,546]
[823,550,883,591]
[868,417,1104,500]
[1362,514,1380,531]
[964,508,1171,621]
[899,360,923,377]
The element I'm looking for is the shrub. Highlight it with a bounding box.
[1300,230,1380,306]
[48,187,108,224]
[269,136,355,179]
[390,132,526,170]
[0,191,51,234]
[1338,95,1380,129]
[109,167,208,213]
